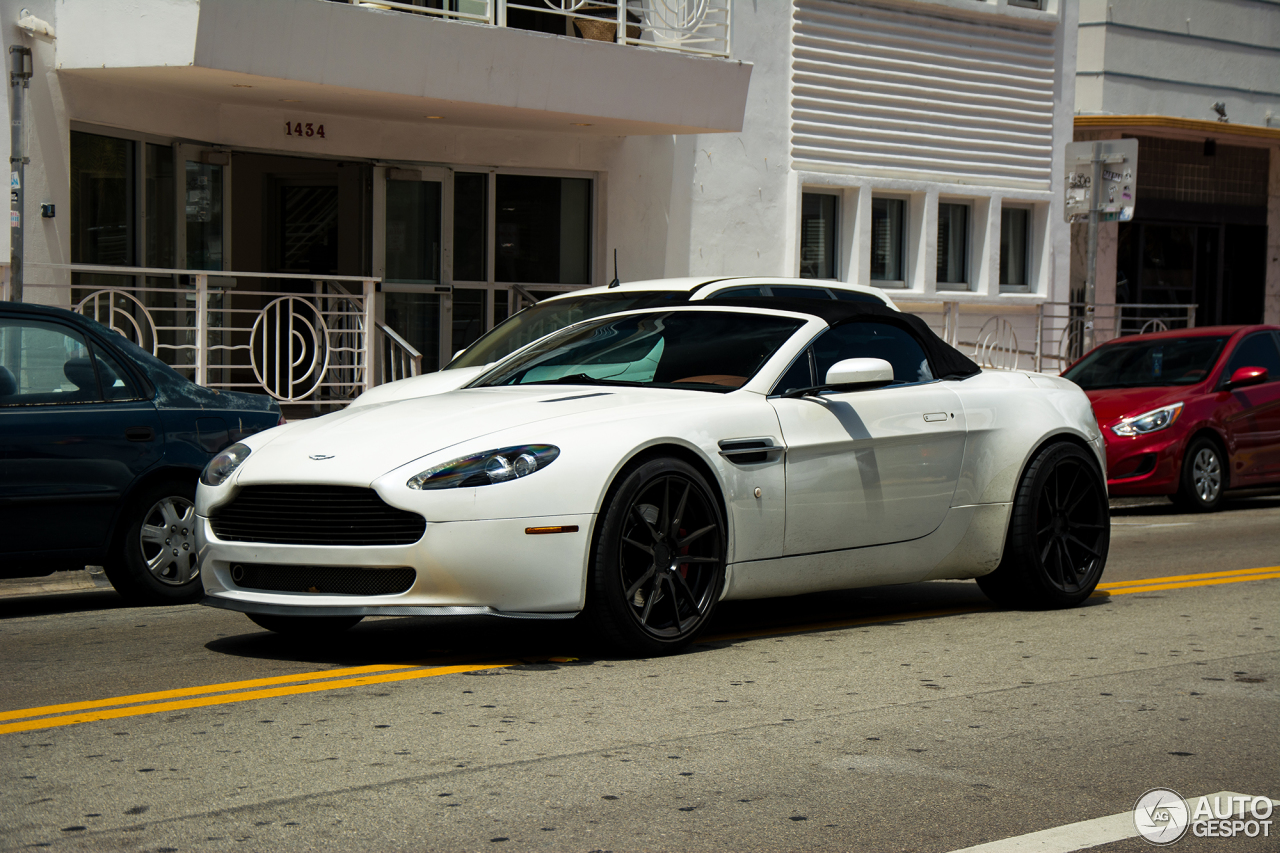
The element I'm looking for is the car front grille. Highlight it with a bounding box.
[210,485,426,546]
[229,563,416,596]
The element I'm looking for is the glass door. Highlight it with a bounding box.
[379,167,448,372]
[176,144,229,272]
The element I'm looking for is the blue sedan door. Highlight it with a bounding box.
[0,315,162,569]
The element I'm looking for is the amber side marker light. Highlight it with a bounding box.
[525,525,580,535]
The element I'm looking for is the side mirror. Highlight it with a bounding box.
[1226,365,1268,390]
[825,357,894,388]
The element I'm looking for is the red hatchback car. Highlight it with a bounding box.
[1062,325,1280,511]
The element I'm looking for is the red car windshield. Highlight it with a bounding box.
[1064,336,1228,390]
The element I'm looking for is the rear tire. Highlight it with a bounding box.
[1173,436,1225,513]
[246,613,364,636]
[583,457,726,655]
[978,442,1109,609]
[104,478,203,605]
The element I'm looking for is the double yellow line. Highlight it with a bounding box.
[2,567,1275,736]
[0,661,514,736]
[1096,566,1280,596]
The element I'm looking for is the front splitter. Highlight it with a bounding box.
[201,595,578,620]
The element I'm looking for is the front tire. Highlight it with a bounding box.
[247,613,364,636]
[104,478,203,605]
[583,457,726,655]
[978,442,1110,608]
[1174,436,1225,512]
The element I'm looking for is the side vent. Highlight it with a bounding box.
[717,438,785,465]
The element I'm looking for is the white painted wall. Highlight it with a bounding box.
[1076,0,1280,126]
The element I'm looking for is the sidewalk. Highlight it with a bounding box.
[0,569,114,599]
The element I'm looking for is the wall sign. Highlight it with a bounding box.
[284,121,326,139]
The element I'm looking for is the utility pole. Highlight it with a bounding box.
[1064,138,1138,356]
[1082,152,1102,353]
[9,45,32,302]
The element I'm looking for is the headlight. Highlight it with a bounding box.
[407,445,560,490]
[1111,403,1183,437]
[201,443,252,486]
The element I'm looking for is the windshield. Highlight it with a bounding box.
[447,291,690,369]
[1064,336,1228,390]
[473,310,806,393]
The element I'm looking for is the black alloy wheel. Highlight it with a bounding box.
[978,442,1110,608]
[1174,436,1226,512]
[586,457,726,655]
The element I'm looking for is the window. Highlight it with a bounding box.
[776,321,934,392]
[1225,333,1280,381]
[453,172,488,283]
[870,197,906,286]
[936,202,969,288]
[1007,0,1044,8]
[1000,207,1030,290]
[0,318,130,406]
[496,175,591,284]
[70,132,135,267]
[478,311,805,393]
[800,193,837,279]
[385,179,442,284]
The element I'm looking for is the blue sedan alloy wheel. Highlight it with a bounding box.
[977,442,1110,609]
[587,457,726,655]
[105,479,204,605]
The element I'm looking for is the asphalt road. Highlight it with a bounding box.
[1,493,1277,852]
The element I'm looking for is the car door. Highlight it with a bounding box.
[0,314,162,568]
[768,320,967,554]
[1219,330,1280,482]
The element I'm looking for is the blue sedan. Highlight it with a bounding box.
[1,301,280,604]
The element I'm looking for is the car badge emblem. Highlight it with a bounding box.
[309,454,335,461]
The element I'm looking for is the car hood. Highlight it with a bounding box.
[1085,385,1198,426]
[346,367,485,407]
[236,385,724,486]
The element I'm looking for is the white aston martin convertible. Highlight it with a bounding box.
[197,300,1110,654]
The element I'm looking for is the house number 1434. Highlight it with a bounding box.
[285,121,326,139]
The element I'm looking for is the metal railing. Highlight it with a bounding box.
[377,320,424,382]
[901,300,1198,373]
[17,264,422,405]
[336,0,732,57]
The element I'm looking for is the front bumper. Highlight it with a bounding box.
[197,513,594,616]
[1102,428,1184,496]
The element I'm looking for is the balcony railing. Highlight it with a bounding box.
[905,300,1198,373]
[335,0,732,57]
[15,265,422,407]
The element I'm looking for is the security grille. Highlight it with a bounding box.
[211,485,426,546]
[230,563,416,596]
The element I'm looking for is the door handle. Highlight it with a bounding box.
[923,412,949,423]
[125,426,155,442]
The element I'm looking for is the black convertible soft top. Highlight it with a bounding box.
[709,296,982,380]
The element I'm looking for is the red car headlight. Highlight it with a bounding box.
[1111,402,1183,437]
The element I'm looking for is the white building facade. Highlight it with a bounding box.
[1073,0,1280,332]
[2,0,1076,408]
